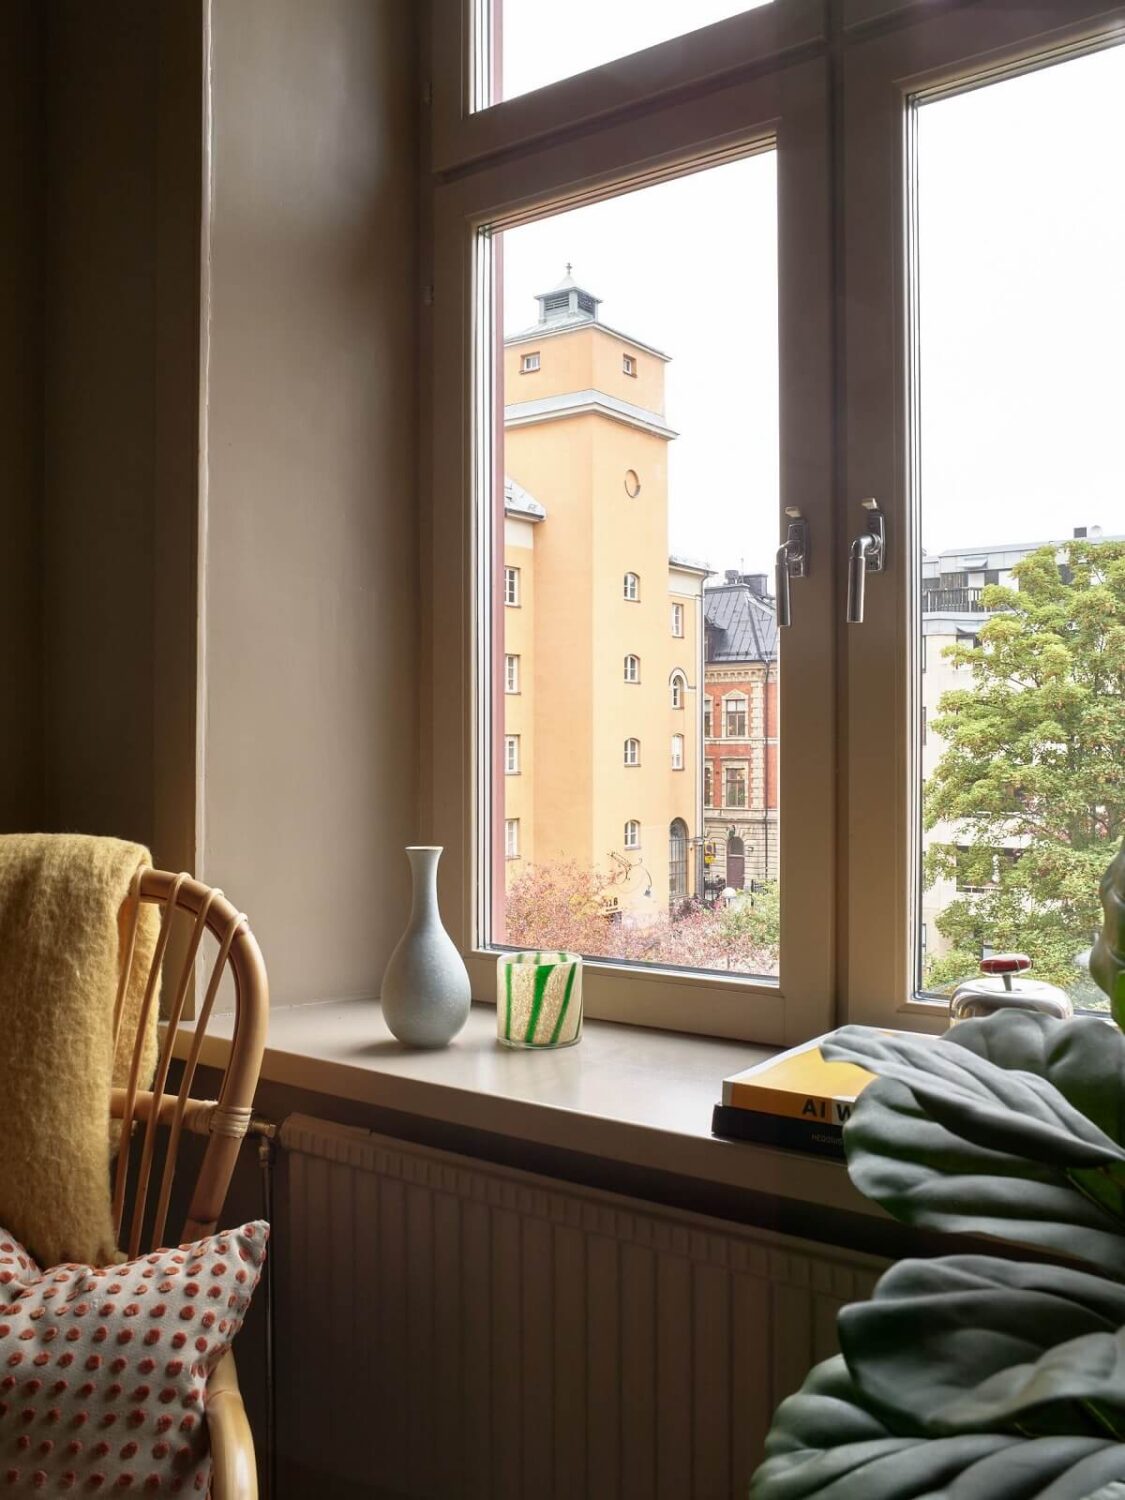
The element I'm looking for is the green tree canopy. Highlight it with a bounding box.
[924,539,1125,996]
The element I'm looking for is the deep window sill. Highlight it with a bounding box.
[170,998,877,1220]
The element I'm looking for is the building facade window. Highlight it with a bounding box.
[704,762,713,806]
[624,654,640,683]
[623,572,640,601]
[505,735,520,774]
[724,694,747,738]
[671,733,684,770]
[504,567,520,606]
[670,672,686,709]
[521,351,541,373]
[669,819,688,900]
[622,353,637,376]
[624,819,640,850]
[671,602,684,637]
[505,819,519,859]
[624,737,640,766]
[724,764,747,808]
[505,654,520,693]
[703,696,712,738]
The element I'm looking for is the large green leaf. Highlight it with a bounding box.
[822,1022,1125,1271]
[749,1355,1125,1500]
[839,1255,1125,1438]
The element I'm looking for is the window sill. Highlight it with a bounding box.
[170,998,878,1220]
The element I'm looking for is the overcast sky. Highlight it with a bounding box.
[500,6,1125,574]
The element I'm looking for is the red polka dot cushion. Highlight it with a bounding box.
[0,1221,267,1493]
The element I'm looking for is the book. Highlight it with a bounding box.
[711,1028,893,1159]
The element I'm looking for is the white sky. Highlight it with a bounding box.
[500,5,1125,575]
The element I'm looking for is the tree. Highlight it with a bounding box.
[924,539,1125,995]
[503,861,779,975]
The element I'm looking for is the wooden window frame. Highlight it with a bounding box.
[425,1,834,1044]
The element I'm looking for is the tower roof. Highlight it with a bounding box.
[534,265,602,327]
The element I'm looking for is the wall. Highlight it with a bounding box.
[201,0,420,1006]
[0,2,43,832]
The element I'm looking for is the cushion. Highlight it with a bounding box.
[0,1222,267,1493]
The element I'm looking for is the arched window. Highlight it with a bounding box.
[671,734,684,770]
[726,835,746,891]
[623,737,640,767]
[669,819,689,901]
[670,671,686,709]
[623,572,640,601]
[624,819,641,850]
[724,693,747,738]
[624,654,640,683]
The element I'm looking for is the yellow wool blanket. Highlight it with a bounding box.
[0,834,159,1266]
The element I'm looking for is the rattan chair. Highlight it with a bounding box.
[110,869,269,1500]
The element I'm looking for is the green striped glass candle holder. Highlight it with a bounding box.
[496,951,583,1049]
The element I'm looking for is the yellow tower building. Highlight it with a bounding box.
[502,272,706,922]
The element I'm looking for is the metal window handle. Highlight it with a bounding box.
[846,497,886,624]
[775,507,809,628]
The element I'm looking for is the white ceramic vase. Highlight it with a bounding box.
[381,846,471,1048]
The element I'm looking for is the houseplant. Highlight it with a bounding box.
[750,847,1125,1500]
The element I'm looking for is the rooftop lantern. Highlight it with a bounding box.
[535,265,602,326]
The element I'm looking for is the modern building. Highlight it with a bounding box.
[500,273,708,923]
[702,572,780,895]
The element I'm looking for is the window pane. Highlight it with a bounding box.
[488,153,780,977]
[491,0,770,106]
[913,43,1125,1010]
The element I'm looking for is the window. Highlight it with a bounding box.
[505,735,520,774]
[669,819,689,900]
[724,695,747,739]
[505,819,520,859]
[521,351,541,373]
[670,672,685,710]
[724,765,747,809]
[623,654,640,684]
[624,819,640,850]
[622,353,637,377]
[623,572,640,601]
[624,737,640,766]
[505,654,520,693]
[703,697,712,738]
[504,567,520,607]
[671,734,684,770]
[671,602,684,637]
[704,762,713,807]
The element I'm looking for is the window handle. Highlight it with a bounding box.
[846,498,886,624]
[775,507,809,628]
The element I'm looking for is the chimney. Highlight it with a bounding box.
[742,573,769,598]
[724,570,739,584]
[1074,526,1087,538]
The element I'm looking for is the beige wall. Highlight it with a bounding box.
[202,0,421,1006]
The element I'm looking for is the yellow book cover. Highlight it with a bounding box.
[721,1031,887,1126]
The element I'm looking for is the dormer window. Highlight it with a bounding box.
[622,353,637,376]
[521,352,541,373]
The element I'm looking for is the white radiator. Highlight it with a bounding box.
[276,1113,882,1500]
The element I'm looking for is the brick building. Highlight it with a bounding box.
[702,572,779,895]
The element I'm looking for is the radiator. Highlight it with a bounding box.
[276,1113,882,1500]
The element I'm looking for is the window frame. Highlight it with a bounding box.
[838,0,1125,1034]
[623,571,640,602]
[623,818,641,851]
[504,734,520,775]
[671,601,685,637]
[520,350,541,373]
[623,653,641,685]
[671,733,685,771]
[426,3,838,1044]
[624,736,641,767]
[504,817,519,859]
[504,652,520,693]
[670,671,686,710]
[503,565,520,606]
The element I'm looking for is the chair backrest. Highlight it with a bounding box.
[110,869,269,1259]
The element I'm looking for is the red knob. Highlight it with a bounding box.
[980,953,1031,976]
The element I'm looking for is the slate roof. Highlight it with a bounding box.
[704,580,779,664]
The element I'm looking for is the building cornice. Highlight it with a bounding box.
[505,389,677,441]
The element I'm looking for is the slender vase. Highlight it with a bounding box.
[381,846,471,1047]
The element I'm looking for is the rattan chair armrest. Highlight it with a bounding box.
[206,1350,259,1500]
